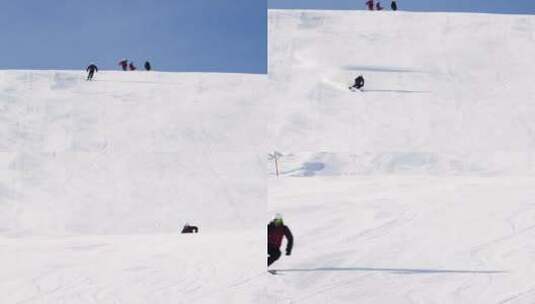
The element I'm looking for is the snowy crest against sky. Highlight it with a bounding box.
[0,0,267,73]
[269,0,535,15]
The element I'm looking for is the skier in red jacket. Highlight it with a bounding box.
[268,214,294,266]
[366,0,374,10]
[118,59,128,71]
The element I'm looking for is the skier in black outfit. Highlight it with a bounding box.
[144,61,151,71]
[365,0,374,10]
[267,214,293,267]
[86,63,98,80]
[181,223,199,233]
[350,75,365,90]
[376,1,384,10]
[391,0,397,11]
[118,59,128,71]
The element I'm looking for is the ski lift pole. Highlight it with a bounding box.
[275,155,279,178]
[268,151,282,179]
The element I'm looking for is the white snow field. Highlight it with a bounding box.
[264,9,535,304]
[268,153,535,303]
[268,10,535,173]
[0,70,270,303]
[2,7,535,303]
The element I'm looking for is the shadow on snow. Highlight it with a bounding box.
[92,79,181,85]
[363,89,431,94]
[279,162,326,177]
[271,267,507,275]
[343,65,429,74]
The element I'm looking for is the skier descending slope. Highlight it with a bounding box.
[86,63,98,80]
[350,75,365,91]
[268,214,293,267]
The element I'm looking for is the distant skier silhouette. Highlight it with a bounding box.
[376,1,384,10]
[366,0,374,10]
[86,63,98,81]
[268,214,293,267]
[350,75,365,91]
[128,62,137,71]
[391,0,397,11]
[118,59,128,71]
[144,61,151,71]
[181,223,199,233]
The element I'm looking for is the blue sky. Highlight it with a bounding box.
[269,0,535,15]
[0,0,267,74]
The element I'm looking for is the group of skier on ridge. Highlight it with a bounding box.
[350,1,398,90]
[366,0,397,11]
[118,59,151,72]
[85,59,152,80]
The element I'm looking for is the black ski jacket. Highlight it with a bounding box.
[268,221,293,254]
[354,76,365,87]
[181,225,199,233]
[86,64,98,73]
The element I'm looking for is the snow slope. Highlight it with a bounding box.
[268,10,535,174]
[265,9,535,304]
[2,8,535,304]
[0,70,270,303]
[268,171,535,304]
[0,70,269,234]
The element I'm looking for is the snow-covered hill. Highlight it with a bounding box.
[0,70,268,234]
[268,9,535,174]
[0,70,269,303]
[2,8,535,304]
[265,9,535,304]
[268,172,535,303]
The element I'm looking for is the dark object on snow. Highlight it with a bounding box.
[128,62,136,71]
[86,63,98,80]
[267,214,293,266]
[181,224,199,233]
[391,0,397,11]
[144,61,151,71]
[351,75,365,90]
[118,59,128,71]
[376,1,384,10]
[366,0,374,10]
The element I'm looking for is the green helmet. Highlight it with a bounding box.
[273,213,283,226]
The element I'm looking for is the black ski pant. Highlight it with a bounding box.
[268,245,281,266]
[87,70,95,80]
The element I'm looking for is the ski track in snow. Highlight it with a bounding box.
[0,70,270,303]
[267,175,535,303]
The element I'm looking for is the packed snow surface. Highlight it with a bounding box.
[264,8,535,304]
[2,8,535,304]
[268,172,535,304]
[0,70,268,234]
[268,9,535,174]
[0,70,269,303]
